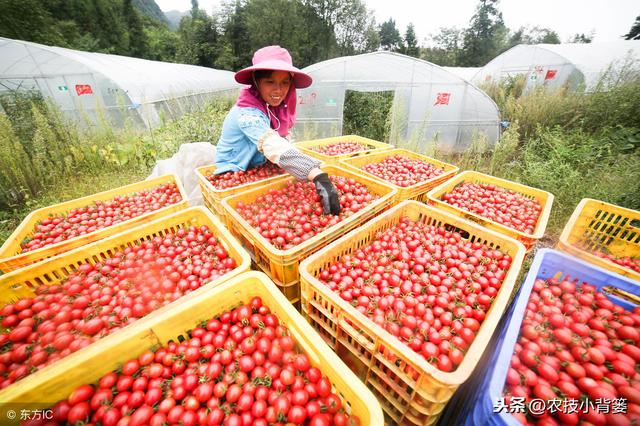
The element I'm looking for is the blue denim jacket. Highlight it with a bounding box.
[213,106,270,174]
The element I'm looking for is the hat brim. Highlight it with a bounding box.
[235,59,312,89]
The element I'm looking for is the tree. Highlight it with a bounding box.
[176,1,220,67]
[569,32,593,43]
[508,26,560,47]
[333,0,376,56]
[403,23,419,57]
[460,0,507,66]
[422,27,463,66]
[218,0,252,69]
[624,15,640,40]
[123,0,149,58]
[0,0,64,46]
[379,18,403,51]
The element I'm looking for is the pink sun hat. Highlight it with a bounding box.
[234,45,313,89]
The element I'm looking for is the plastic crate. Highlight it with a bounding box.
[0,174,188,273]
[558,198,640,282]
[221,165,397,303]
[453,248,640,426]
[0,271,385,426]
[339,148,459,203]
[299,200,526,425]
[427,170,553,250]
[195,164,289,223]
[0,205,250,311]
[296,135,394,165]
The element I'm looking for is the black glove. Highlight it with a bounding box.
[313,173,341,215]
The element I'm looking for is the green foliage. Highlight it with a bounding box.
[0,94,233,211]
[379,18,403,51]
[460,0,507,66]
[342,90,393,142]
[403,24,419,57]
[422,27,464,66]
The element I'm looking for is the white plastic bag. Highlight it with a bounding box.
[147,142,217,206]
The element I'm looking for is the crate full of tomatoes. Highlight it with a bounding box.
[446,248,640,426]
[427,170,554,250]
[221,165,396,303]
[196,163,288,222]
[0,174,188,273]
[339,148,459,203]
[295,135,394,165]
[0,272,384,426]
[299,200,526,425]
[559,198,640,282]
[0,207,250,391]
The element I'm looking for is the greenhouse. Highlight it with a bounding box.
[0,37,238,128]
[443,66,481,81]
[295,51,500,153]
[474,41,640,92]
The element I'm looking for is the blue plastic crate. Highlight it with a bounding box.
[473,248,640,425]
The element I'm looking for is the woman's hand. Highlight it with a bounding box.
[312,172,341,215]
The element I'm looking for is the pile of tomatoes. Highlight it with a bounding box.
[235,176,378,250]
[361,156,444,187]
[206,163,285,190]
[317,216,512,372]
[1,226,237,389]
[38,298,360,426]
[590,250,640,274]
[503,276,640,425]
[309,142,369,156]
[440,182,542,234]
[21,183,182,252]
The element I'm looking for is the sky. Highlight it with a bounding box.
[155,0,639,44]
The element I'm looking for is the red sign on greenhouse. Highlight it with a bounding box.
[545,69,558,80]
[434,92,451,106]
[75,84,93,96]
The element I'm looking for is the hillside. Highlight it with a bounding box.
[133,0,168,24]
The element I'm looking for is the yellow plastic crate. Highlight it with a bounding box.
[0,271,385,426]
[0,174,188,273]
[221,165,397,303]
[558,198,640,282]
[296,135,394,165]
[0,206,250,310]
[299,201,526,426]
[195,164,289,223]
[339,148,459,203]
[427,170,554,250]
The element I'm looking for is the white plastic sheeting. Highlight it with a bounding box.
[443,67,480,81]
[474,41,640,92]
[0,37,238,128]
[295,51,500,153]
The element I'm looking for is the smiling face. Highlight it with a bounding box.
[255,70,292,107]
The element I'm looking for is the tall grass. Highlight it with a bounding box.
[0,93,233,212]
[421,70,640,241]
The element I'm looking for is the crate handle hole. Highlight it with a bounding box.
[630,219,640,229]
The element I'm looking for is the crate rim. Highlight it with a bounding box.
[426,169,554,240]
[220,164,397,257]
[339,148,459,191]
[0,271,385,425]
[195,163,289,195]
[0,173,188,262]
[300,199,526,386]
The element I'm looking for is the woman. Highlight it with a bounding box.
[214,45,340,215]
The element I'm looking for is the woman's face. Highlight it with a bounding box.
[256,71,292,107]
